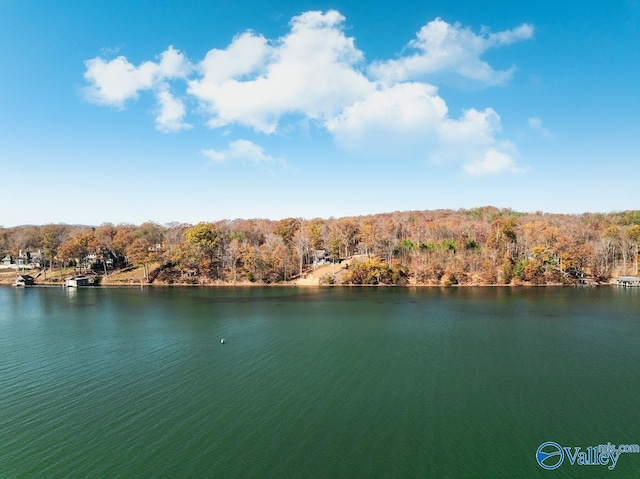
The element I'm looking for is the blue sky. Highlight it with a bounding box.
[1,0,639,227]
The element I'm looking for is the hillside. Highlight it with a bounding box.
[1,207,638,286]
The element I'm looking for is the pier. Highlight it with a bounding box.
[615,276,640,287]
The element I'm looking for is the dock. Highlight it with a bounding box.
[615,276,640,287]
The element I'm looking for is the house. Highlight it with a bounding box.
[16,251,29,266]
[19,250,45,268]
[86,249,118,271]
[313,250,330,266]
[1,251,43,269]
[25,250,44,268]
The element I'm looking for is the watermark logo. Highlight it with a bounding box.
[536,441,564,470]
[536,441,640,471]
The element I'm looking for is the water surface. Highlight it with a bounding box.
[1,286,639,478]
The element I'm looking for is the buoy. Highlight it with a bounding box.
[221,339,225,344]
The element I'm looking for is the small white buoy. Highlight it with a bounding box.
[221,339,225,344]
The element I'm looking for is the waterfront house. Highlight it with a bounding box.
[86,250,118,271]
[313,249,330,266]
[2,251,42,269]
[18,250,44,268]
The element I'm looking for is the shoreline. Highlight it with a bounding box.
[0,267,617,288]
[0,280,613,288]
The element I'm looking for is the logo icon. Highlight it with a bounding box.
[537,441,564,470]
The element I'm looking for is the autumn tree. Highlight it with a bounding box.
[237,242,260,281]
[125,239,151,280]
[259,234,290,282]
[184,222,222,277]
[41,224,66,273]
[292,226,310,278]
[343,258,407,285]
[628,225,640,274]
[486,216,519,256]
[394,238,416,266]
[359,220,379,258]
[223,231,246,282]
[331,217,359,258]
[9,225,42,257]
[58,231,94,272]
[111,226,137,264]
[274,218,301,246]
[0,228,7,261]
[90,223,119,274]
[306,220,324,251]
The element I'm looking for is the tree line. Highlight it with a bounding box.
[1,206,639,285]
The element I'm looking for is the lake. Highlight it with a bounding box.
[1,286,639,478]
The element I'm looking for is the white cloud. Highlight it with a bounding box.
[438,107,501,145]
[84,46,190,107]
[327,84,516,174]
[428,109,511,170]
[528,117,553,139]
[327,82,446,142]
[155,87,191,132]
[187,10,373,133]
[84,11,533,174]
[195,32,272,85]
[369,18,534,86]
[155,46,193,79]
[84,56,155,107]
[84,46,191,132]
[201,139,276,164]
[326,82,453,157]
[462,148,527,175]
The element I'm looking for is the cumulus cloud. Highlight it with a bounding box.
[84,46,190,107]
[326,82,446,143]
[84,46,191,132]
[326,83,511,169]
[155,87,191,132]
[429,109,518,173]
[83,11,534,174]
[83,56,154,107]
[188,10,373,133]
[438,107,501,145]
[201,139,276,164]
[462,148,527,175]
[196,32,272,85]
[369,18,534,85]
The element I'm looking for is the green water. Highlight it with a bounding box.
[1,286,639,478]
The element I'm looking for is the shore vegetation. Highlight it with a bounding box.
[1,207,639,286]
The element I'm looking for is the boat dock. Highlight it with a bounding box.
[615,276,640,287]
[65,275,101,287]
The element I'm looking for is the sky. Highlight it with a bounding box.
[1,0,639,227]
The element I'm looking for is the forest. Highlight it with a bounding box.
[1,206,639,286]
